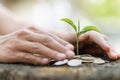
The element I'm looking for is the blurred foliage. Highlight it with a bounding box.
[0,0,120,33]
[76,0,120,17]
[72,0,120,34]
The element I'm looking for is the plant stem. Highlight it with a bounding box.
[76,34,79,55]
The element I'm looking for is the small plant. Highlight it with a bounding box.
[61,18,101,55]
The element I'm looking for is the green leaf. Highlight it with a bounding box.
[80,26,102,34]
[61,18,77,31]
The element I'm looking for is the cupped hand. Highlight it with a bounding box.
[78,31,119,60]
[0,26,75,65]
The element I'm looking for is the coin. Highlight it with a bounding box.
[81,56,94,61]
[74,55,81,59]
[81,54,92,57]
[93,58,105,64]
[67,59,82,67]
[82,59,94,63]
[54,59,68,66]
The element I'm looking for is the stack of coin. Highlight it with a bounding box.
[81,54,92,57]
[74,55,81,59]
[52,54,106,66]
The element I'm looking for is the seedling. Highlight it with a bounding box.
[61,18,101,55]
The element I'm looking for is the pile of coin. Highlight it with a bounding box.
[52,54,108,67]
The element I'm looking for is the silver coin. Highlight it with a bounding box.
[74,55,81,59]
[82,59,94,63]
[93,58,105,64]
[81,54,92,57]
[54,59,68,66]
[67,59,82,67]
[81,56,94,60]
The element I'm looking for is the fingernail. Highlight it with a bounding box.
[65,50,75,59]
[56,54,66,61]
[41,58,49,64]
[65,44,74,50]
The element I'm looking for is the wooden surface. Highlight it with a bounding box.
[0,59,120,80]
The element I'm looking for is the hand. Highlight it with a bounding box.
[0,26,75,65]
[78,31,119,59]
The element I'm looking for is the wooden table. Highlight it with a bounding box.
[0,59,120,80]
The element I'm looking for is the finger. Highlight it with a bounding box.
[2,51,50,65]
[27,26,74,50]
[17,41,67,61]
[48,33,74,50]
[116,52,120,59]
[102,34,112,46]
[25,33,75,59]
[18,28,69,54]
[79,31,117,59]
[96,37,117,59]
[92,33,117,59]
[106,49,118,60]
[17,51,50,65]
[79,31,110,51]
[25,33,68,52]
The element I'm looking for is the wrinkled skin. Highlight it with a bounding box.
[77,31,118,59]
[0,26,75,65]
[0,5,119,65]
[48,29,120,60]
[0,26,119,65]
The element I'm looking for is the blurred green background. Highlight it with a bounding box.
[0,0,120,52]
